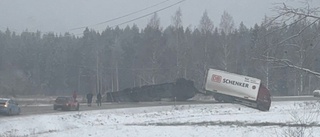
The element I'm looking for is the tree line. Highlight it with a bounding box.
[0,8,320,97]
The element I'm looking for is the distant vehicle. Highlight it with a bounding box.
[204,68,271,111]
[53,96,79,111]
[313,90,320,97]
[0,98,21,115]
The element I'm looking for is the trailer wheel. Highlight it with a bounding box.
[213,94,234,103]
[214,94,223,102]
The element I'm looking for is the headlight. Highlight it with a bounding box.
[4,103,8,107]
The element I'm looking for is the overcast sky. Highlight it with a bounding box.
[0,0,319,35]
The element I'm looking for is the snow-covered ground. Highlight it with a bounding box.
[1,101,320,137]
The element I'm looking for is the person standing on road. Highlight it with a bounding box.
[86,92,93,106]
[97,92,102,106]
[73,90,77,101]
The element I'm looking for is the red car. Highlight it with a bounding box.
[53,96,79,111]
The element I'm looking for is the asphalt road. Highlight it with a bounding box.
[1,96,319,117]
[271,96,319,102]
[1,101,214,117]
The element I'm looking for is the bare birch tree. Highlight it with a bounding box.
[265,1,320,95]
[198,10,214,84]
[218,11,235,71]
[171,8,185,78]
[266,1,320,74]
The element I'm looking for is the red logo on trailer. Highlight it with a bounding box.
[211,74,222,83]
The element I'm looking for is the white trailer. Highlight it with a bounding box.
[204,68,271,111]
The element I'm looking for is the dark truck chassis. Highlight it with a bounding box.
[106,78,198,102]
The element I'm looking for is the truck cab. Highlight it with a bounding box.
[256,84,271,111]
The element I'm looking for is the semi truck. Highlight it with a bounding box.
[204,68,271,111]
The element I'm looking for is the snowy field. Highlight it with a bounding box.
[1,101,320,137]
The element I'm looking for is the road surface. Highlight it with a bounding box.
[0,96,319,117]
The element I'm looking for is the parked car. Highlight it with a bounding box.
[313,90,320,97]
[0,98,21,115]
[53,96,79,111]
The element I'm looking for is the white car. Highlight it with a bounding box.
[313,90,320,97]
[0,98,21,115]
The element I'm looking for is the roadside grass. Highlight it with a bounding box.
[277,101,320,137]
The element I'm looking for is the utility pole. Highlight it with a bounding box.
[116,60,119,91]
[96,51,99,94]
[266,51,269,89]
[78,67,81,93]
[111,74,114,92]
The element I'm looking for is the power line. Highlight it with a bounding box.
[111,0,186,28]
[75,0,186,36]
[69,0,171,31]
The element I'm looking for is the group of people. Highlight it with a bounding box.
[86,92,102,106]
[72,90,102,107]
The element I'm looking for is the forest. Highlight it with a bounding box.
[0,6,320,97]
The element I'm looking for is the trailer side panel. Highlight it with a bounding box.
[205,69,261,101]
